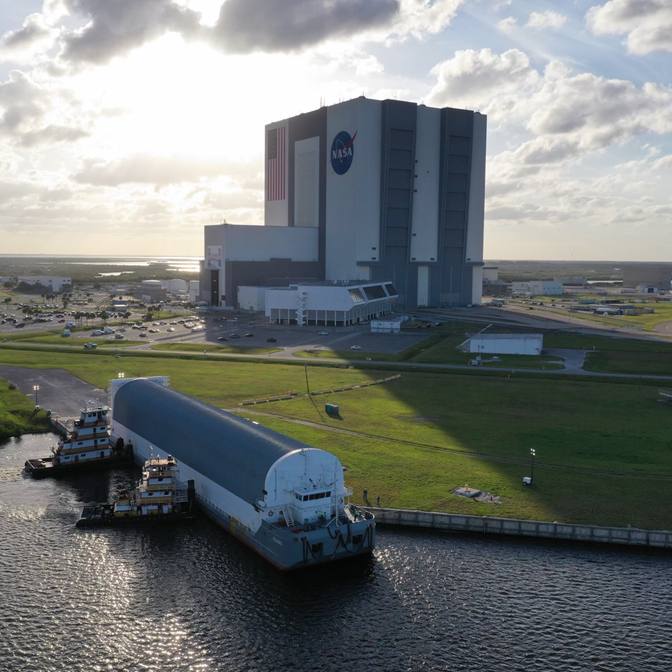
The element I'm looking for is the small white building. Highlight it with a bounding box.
[370,318,406,333]
[468,333,543,356]
[238,286,268,312]
[511,281,562,296]
[163,279,188,293]
[17,276,71,292]
[188,280,200,304]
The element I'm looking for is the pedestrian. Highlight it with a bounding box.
[376,495,380,506]
[363,488,368,502]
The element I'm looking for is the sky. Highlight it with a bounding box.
[0,0,670,260]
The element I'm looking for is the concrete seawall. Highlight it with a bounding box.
[369,507,672,549]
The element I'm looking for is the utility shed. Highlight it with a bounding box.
[469,333,543,356]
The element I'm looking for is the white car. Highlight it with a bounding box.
[167,327,175,332]
[318,331,329,335]
[91,330,103,336]
[350,345,362,350]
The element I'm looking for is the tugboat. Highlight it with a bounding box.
[76,455,196,527]
[24,403,133,478]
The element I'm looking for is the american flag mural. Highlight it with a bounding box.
[267,126,286,201]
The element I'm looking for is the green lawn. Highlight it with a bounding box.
[585,350,672,375]
[252,414,672,530]
[2,344,671,529]
[152,342,281,356]
[0,377,53,441]
[545,333,672,351]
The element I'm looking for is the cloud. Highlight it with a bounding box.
[210,0,400,54]
[526,10,567,30]
[59,0,203,66]
[0,70,90,146]
[427,48,540,110]
[497,17,517,32]
[73,154,257,186]
[586,0,672,54]
[0,13,59,61]
[526,74,672,152]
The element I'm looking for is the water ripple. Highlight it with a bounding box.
[1,435,672,671]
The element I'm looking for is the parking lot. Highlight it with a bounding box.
[1,298,430,357]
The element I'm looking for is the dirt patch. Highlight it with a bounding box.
[452,485,501,504]
[654,321,672,335]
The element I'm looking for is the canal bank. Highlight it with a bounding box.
[369,507,672,549]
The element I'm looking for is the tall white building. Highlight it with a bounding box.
[201,97,486,310]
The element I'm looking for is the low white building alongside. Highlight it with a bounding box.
[370,318,406,333]
[163,279,188,293]
[511,281,562,296]
[189,280,199,303]
[266,281,397,326]
[238,286,268,312]
[17,276,71,292]
[468,333,543,356]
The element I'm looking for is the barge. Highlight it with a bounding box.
[109,378,375,570]
[25,403,133,478]
[77,455,195,527]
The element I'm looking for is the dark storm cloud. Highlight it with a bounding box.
[210,0,400,54]
[60,0,202,66]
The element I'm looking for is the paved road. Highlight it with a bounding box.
[0,365,106,417]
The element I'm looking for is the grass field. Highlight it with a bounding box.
[1,330,143,347]
[2,345,671,528]
[152,342,281,356]
[255,414,672,530]
[0,378,52,441]
[585,350,672,376]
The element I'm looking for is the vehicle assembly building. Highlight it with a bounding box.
[200,97,486,314]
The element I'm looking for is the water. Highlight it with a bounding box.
[2,434,671,672]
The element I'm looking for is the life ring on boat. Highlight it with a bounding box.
[268,510,274,517]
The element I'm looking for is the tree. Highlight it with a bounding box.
[123,311,131,323]
[3,298,11,305]
[100,311,109,326]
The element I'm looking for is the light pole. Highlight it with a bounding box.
[33,384,39,408]
[530,448,536,483]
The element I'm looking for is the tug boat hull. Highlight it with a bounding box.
[24,453,134,479]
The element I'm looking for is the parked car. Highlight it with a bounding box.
[139,332,147,337]
[217,336,228,341]
[167,327,175,332]
[244,333,254,337]
[229,333,240,339]
[114,334,124,339]
[350,345,362,350]
[318,331,329,335]
[266,338,277,343]
[91,330,103,336]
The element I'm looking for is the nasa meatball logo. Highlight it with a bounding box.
[330,131,357,175]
